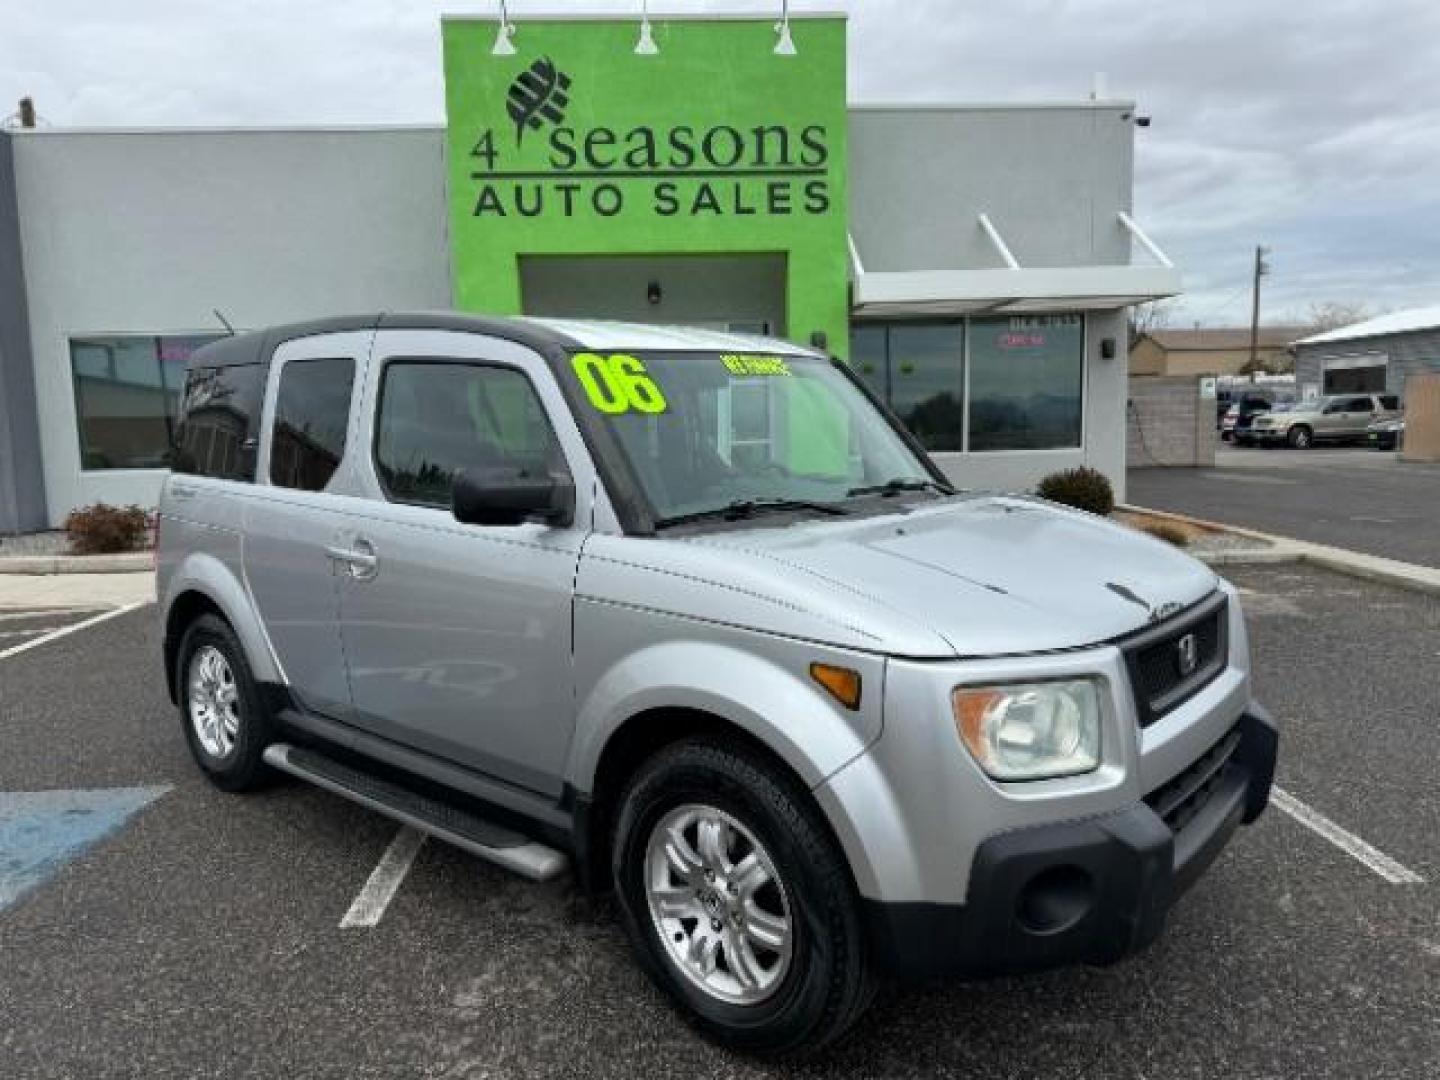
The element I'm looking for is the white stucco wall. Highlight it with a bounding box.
[849,104,1138,502]
[12,109,1143,524]
[12,128,450,524]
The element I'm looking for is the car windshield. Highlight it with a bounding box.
[561,349,941,525]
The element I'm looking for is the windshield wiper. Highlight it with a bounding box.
[845,477,953,498]
[653,498,850,530]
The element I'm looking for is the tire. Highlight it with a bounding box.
[174,613,276,792]
[1287,425,1313,448]
[611,739,874,1056]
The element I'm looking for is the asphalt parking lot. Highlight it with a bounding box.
[1128,446,1440,567]
[1,565,1437,1079]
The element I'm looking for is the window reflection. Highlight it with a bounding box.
[70,335,222,470]
[968,315,1083,451]
[849,315,1083,453]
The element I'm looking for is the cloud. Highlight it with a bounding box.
[3,0,1437,325]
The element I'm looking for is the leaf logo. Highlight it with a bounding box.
[505,57,573,146]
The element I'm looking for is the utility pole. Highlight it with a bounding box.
[1246,245,1269,383]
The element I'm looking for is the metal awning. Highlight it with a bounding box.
[849,212,1182,318]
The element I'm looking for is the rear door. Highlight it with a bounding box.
[1339,395,1378,435]
[333,330,597,796]
[242,332,369,720]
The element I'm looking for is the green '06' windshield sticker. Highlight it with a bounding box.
[722,354,792,376]
[571,353,668,414]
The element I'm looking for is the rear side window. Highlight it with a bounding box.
[1379,395,1400,410]
[172,364,266,480]
[1346,396,1376,412]
[269,357,356,492]
[374,361,565,508]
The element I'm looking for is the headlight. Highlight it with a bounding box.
[952,679,1103,781]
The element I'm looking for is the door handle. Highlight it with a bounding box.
[325,543,379,579]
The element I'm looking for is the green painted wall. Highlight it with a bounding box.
[442,16,849,356]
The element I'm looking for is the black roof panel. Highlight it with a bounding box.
[185,312,585,373]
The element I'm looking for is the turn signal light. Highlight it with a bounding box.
[810,663,861,710]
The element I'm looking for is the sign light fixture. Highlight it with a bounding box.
[492,0,516,56]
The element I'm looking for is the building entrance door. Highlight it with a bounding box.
[519,253,786,337]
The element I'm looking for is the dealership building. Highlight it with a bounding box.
[0,12,1179,533]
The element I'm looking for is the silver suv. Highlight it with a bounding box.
[1251,393,1401,448]
[157,314,1277,1054]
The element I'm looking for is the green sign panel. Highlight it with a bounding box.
[442,16,849,355]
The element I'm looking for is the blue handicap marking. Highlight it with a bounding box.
[0,786,170,912]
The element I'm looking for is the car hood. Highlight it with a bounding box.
[682,495,1219,657]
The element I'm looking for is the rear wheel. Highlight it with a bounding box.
[611,739,874,1056]
[1287,424,1313,448]
[175,614,275,791]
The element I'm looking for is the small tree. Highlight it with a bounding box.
[1128,299,1174,347]
[1305,300,1381,335]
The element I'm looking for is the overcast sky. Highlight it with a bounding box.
[5,0,1438,328]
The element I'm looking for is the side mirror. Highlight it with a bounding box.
[451,467,574,528]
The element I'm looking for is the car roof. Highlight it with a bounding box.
[184,312,819,372]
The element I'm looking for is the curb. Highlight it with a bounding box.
[0,553,153,575]
[1123,504,1440,597]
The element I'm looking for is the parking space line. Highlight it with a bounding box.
[340,826,427,928]
[0,601,149,662]
[0,607,106,621]
[1272,786,1425,884]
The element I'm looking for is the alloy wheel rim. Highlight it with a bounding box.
[643,803,794,1006]
[188,645,240,759]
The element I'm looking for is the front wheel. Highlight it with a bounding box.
[1287,424,1313,448]
[611,740,874,1056]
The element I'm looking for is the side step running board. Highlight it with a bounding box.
[262,743,569,882]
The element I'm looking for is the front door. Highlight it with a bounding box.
[334,337,588,796]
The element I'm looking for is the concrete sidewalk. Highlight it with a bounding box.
[0,572,155,610]
[1128,504,1440,597]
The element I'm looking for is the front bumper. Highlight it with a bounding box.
[863,703,1278,981]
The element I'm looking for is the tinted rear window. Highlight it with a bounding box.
[270,357,356,492]
[171,364,266,480]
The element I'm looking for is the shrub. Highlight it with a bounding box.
[1035,467,1115,516]
[64,503,151,555]
[1140,521,1190,547]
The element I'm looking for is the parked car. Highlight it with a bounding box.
[1250,393,1401,448]
[157,314,1277,1054]
[1222,390,1294,446]
[1367,416,1405,451]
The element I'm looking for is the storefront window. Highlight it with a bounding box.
[887,324,965,452]
[70,335,222,470]
[967,315,1083,451]
[847,323,964,451]
[851,315,1083,453]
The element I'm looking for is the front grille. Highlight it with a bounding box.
[1144,725,1241,833]
[1117,592,1228,728]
